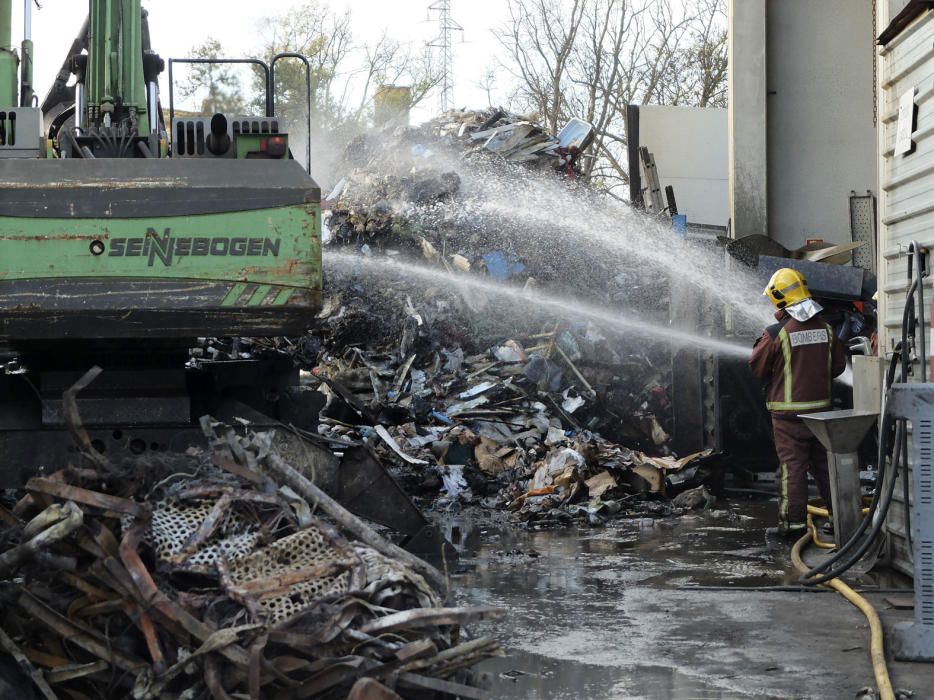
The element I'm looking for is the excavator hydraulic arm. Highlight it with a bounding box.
[83,0,151,133]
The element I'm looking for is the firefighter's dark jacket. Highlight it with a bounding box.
[749,309,847,418]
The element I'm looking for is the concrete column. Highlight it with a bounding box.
[728,0,768,239]
[765,0,875,250]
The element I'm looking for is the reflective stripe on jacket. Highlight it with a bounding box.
[749,311,847,417]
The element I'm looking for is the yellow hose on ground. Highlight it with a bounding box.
[805,504,871,550]
[807,504,871,518]
[806,513,836,549]
[791,532,895,700]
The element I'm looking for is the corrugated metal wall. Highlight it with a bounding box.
[880,8,934,576]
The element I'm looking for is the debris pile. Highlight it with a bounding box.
[312,322,722,526]
[0,412,502,699]
[323,106,636,299]
[427,109,594,172]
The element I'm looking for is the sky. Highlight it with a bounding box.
[12,0,515,122]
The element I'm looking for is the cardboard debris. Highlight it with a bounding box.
[585,470,618,499]
[624,463,667,494]
[475,438,507,475]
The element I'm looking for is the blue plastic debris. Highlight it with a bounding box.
[432,411,454,426]
[672,214,687,236]
[483,251,526,281]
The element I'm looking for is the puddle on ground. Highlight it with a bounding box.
[477,649,735,700]
[447,499,804,699]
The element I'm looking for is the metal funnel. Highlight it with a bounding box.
[800,410,879,454]
[800,409,878,548]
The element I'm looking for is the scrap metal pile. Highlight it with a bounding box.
[0,395,501,700]
[429,109,594,171]
[311,321,719,527]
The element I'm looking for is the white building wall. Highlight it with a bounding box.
[878,5,934,577]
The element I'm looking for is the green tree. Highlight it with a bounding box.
[254,3,353,131]
[178,38,248,115]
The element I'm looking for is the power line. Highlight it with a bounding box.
[428,0,462,112]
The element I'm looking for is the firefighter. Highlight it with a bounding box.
[750,268,847,538]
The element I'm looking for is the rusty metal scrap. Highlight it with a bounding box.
[0,423,502,699]
[0,502,83,575]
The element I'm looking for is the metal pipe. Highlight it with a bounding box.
[136,140,154,158]
[19,2,32,107]
[18,40,30,106]
[167,58,173,152]
[74,83,85,133]
[147,80,158,135]
[0,0,16,107]
[910,241,926,382]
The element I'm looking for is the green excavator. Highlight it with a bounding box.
[0,0,448,559]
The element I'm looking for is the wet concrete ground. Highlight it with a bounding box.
[444,499,934,699]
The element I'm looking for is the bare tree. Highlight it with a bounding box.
[474,66,499,108]
[349,33,443,121]
[252,2,441,131]
[497,0,728,191]
[674,0,728,107]
[498,0,586,134]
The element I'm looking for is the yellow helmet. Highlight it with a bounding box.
[763,268,811,309]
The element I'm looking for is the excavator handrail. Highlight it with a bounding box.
[166,57,273,149]
[270,52,312,175]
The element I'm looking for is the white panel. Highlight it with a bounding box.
[638,105,729,228]
[880,8,934,577]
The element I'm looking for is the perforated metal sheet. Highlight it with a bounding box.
[354,543,441,609]
[149,498,260,568]
[849,192,877,273]
[224,527,359,625]
[917,415,934,627]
